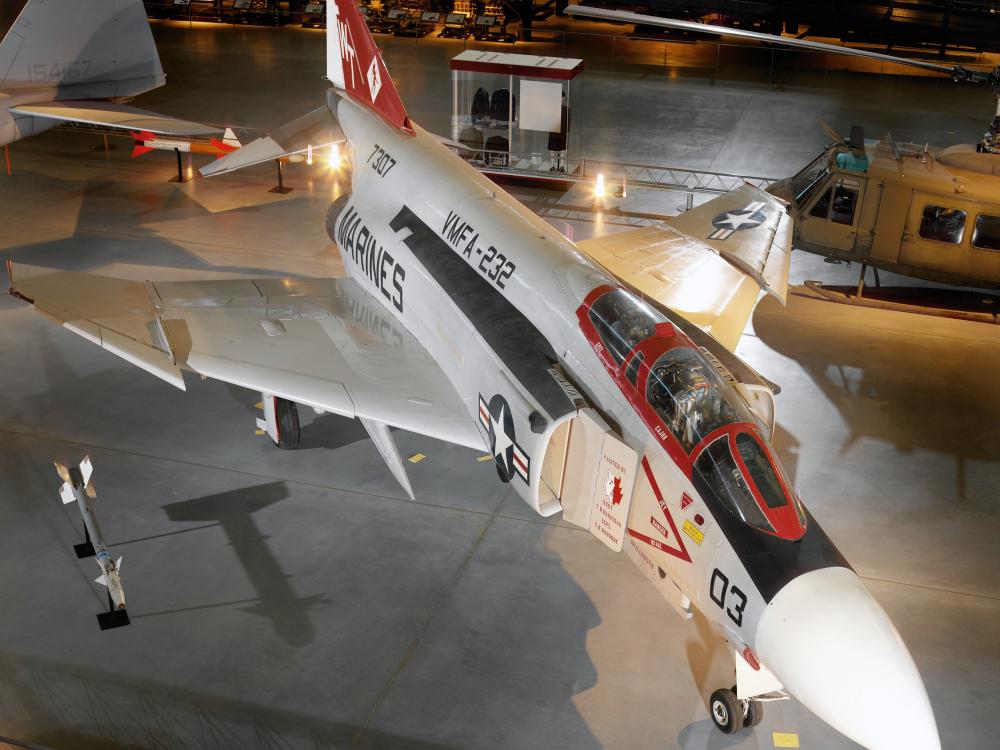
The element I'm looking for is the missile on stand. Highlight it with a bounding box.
[55,457,131,630]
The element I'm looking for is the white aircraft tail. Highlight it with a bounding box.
[325,0,412,135]
[0,0,165,96]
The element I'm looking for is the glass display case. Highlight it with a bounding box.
[450,51,584,174]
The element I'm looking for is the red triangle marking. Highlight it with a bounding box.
[630,456,691,563]
[681,492,693,510]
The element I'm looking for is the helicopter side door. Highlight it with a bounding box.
[799,176,866,254]
[870,184,913,265]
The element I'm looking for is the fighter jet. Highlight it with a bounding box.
[6,1,939,747]
[0,0,217,150]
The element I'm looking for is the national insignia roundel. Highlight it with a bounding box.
[478,393,531,484]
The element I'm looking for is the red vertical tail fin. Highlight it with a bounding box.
[326,0,413,136]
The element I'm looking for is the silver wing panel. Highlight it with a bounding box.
[9,264,481,450]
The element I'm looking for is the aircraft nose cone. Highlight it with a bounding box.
[755,567,940,750]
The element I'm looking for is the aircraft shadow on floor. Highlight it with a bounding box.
[752,294,1000,508]
[159,482,327,648]
[0,170,331,279]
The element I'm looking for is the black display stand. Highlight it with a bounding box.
[97,590,130,631]
[169,147,191,183]
[269,159,293,194]
[74,522,96,559]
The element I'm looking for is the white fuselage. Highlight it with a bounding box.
[329,95,768,653]
[324,95,941,750]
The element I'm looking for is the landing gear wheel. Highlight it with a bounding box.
[729,684,764,729]
[709,688,743,734]
[274,397,300,450]
[743,698,764,728]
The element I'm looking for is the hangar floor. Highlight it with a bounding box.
[0,14,998,750]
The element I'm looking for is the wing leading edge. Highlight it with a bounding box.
[9,101,221,137]
[576,184,792,352]
[7,263,481,451]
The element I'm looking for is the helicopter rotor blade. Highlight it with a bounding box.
[566,6,994,84]
[816,116,849,146]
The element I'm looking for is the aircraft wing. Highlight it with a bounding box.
[575,184,792,352]
[8,101,220,136]
[201,106,344,177]
[7,263,482,450]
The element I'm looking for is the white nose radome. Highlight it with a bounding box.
[755,567,940,750]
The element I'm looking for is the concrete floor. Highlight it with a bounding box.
[0,9,998,750]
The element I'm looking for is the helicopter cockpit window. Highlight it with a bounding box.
[588,289,658,367]
[646,348,750,452]
[972,214,1000,251]
[694,437,774,533]
[919,205,967,244]
[790,153,831,208]
[809,188,832,219]
[830,185,858,225]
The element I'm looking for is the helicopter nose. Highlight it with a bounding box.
[755,566,940,750]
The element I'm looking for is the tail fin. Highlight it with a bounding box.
[0,0,165,96]
[326,0,413,136]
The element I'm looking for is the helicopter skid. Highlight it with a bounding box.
[800,281,1000,325]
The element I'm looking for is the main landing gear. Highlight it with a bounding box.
[709,686,764,734]
[255,392,301,450]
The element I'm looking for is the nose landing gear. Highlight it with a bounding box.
[709,687,764,734]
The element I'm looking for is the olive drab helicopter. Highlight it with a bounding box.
[568,6,1000,297]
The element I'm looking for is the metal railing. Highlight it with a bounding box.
[464,148,777,196]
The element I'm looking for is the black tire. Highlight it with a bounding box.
[274,397,300,450]
[709,688,743,734]
[744,698,764,728]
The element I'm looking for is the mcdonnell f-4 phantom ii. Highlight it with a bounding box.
[0,0,217,151]
[6,1,940,748]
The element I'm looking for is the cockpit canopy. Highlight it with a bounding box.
[693,431,806,539]
[584,287,806,540]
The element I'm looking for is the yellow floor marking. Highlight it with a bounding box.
[477,454,493,462]
[254,429,266,436]
[773,732,800,748]
[408,453,426,463]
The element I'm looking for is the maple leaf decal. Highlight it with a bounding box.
[612,476,624,506]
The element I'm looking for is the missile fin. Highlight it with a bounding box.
[54,461,70,483]
[79,456,94,487]
[59,482,76,504]
[85,482,97,499]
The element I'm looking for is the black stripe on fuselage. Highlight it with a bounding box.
[692,471,852,603]
[389,205,575,422]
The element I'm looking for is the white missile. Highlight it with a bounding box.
[55,456,130,627]
[94,553,126,610]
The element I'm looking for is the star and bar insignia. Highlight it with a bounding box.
[708,201,768,241]
[479,393,530,484]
